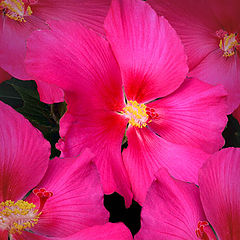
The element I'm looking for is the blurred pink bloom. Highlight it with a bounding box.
[0,0,111,103]
[135,147,240,240]
[148,0,240,113]
[25,0,227,207]
[0,101,108,239]
[14,223,133,240]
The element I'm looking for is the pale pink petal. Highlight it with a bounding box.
[135,168,208,240]
[32,0,111,35]
[189,49,240,113]
[199,148,240,240]
[104,0,188,103]
[58,111,133,208]
[0,101,50,202]
[0,16,47,80]
[147,77,227,154]
[233,104,240,123]
[26,20,124,112]
[148,0,220,70]
[122,127,210,205]
[16,223,133,240]
[35,80,64,104]
[25,149,109,237]
[0,68,11,83]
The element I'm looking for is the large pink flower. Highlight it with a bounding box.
[25,0,227,207]
[148,0,240,113]
[135,147,240,240]
[0,101,108,239]
[0,0,111,103]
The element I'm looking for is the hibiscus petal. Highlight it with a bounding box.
[104,0,188,103]
[233,104,240,124]
[35,80,64,104]
[122,127,210,205]
[26,20,124,112]
[148,0,220,70]
[199,148,240,240]
[189,49,240,113]
[0,101,50,202]
[32,0,110,36]
[0,68,11,83]
[25,149,109,237]
[58,111,132,208]
[135,168,207,240]
[147,77,227,154]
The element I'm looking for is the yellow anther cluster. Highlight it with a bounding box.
[0,0,33,22]
[219,33,239,57]
[122,100,149,128]
[0,200,39,234]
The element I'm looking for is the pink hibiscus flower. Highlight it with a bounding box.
[135,147,240,240]
[15,223,133,240]
[148,0,240,113]
[25,0,227,207]
[0,101,108,239]
[0,0,111,103]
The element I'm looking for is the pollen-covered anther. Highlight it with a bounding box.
[195,221,211,239]
[216,29,240,57]
[33,188,53,213]
[0,0,35,22]
[0,200,39,234]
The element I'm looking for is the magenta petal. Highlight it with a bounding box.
[26,20,124,111]
[0,101,50,201]
[35,80,64,104]
[148,0,219,70]
[0,68,11,83]
[233,104,240,124]
[25,149,109,237]
[123,127,210,205]
[135,168,207,240]
[147,77,227,154]
[104,0,188,103]
[189,50,240,113]
[199,148,240,240]
[58,111,132,207]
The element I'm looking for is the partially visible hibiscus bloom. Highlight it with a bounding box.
[0,0,111,103]
[135,147,240,240]
[148,0,240,113]
[15,223,133,240]
[25,0,227,207]
[0,101,108,239]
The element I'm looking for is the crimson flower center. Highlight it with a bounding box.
[216,29,240,57]
[0,188,52,234]
[0,0,38,22]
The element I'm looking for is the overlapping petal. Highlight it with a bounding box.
[0,68,11,83]
[104,0,188,103]
[147,77,227,153]
[135,168,207,240]
[25,149,109,237]
[0,101,50,202]
[122,127,210,205]
[199,148,240,240]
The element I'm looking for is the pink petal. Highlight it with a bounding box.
[0,68,11,83]
[199,148,240,240]
[32,0,111,36]
[26,20,124,112]
[0,230,8,239]
[148,0,220,70]
[135,168,207,240]
[104,0,188,103]
[189,49,240,113]
[35,80,64,104]
[25,149,109,237]
[16,223,133,240]
[0,101,50,202]
[58,111,132,208]
[147,77,227,154]
[233,104,240,123]
[122,127,210,205]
